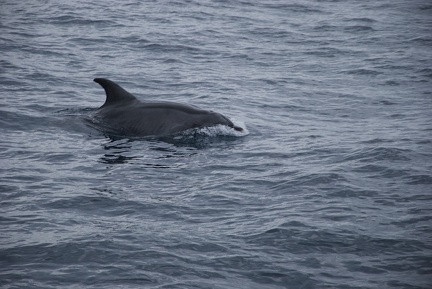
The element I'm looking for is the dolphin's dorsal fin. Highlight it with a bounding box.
[94,78,137,107]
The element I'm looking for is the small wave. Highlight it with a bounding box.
[408,36,432,46]
[343,147,411,163]
[344,25,375,33]
[344,17,377,24]
[343,68,382,76]
[141,43,211,55]
[261,3,324,14]
[47,15,116,26]
[419,4,432,11]
[56,107,96,116]
[406,175,432,185]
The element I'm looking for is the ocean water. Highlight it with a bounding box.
[1,0,432,288]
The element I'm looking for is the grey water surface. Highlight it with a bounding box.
[1,0,432,288]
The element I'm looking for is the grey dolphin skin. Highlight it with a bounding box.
[92,78,243,136]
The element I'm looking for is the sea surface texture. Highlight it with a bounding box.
[1,0,431,288]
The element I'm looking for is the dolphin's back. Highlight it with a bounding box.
[97,102,220,136]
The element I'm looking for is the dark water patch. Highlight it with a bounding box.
[408,36,432,46]
[343,17,377,24]
[342,261,387,274]
[343,147,411,163]
[99,153,138,165]
[270,172,347,192]
[384,80,400,86]
[141,43,213,55]
[56,107,96,116]
[352,164,385,174]
[343,25,375,33]
[248,27,293,39]
[361,138,396,144]
[312,24,375,34]
[406,175,432,185]
[246,225,427,256]
[313,24,338,32]
[45,195,157,217]
[376,255,432,280]
[0,184,20,194]
[343,68,382,76]
[46,15,117,27]
[378,100,397,105]
[67,36,111,47]
[419,4,432,11]
[418,68,432,78]
[304,47,344,58]
[260,2,324,14]
[300,173,347,186]
[163,58,188,64]
[390,215,432,228]
[326,188,379,199]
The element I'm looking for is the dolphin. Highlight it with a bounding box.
[91,78,243,136]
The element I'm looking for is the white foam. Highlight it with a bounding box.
[171,119,248,140]
[197,118,248,137]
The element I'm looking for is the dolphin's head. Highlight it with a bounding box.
[202,111,243,132]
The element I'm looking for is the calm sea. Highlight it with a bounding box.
[1,0,431,288]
